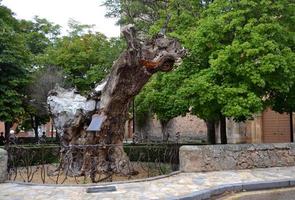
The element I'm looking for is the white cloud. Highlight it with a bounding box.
[1,0,120,37]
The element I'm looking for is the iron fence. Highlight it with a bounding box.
[5,143,179,184]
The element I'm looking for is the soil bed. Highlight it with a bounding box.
[9,162,173,184]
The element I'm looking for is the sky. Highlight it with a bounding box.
[1,0,120,38]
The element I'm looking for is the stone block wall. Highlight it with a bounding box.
[164,115,207,142]
[0,148,7,182]
[136,114,207,143]
[180,143,295,172]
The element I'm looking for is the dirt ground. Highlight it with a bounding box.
[8,162,173,184]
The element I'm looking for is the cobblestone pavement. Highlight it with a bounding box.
[2,166,295,200]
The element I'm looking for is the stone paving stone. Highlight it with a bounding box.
[1,166,295,199]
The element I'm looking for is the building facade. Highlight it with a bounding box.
[135,109,295,144]
[0,119,56,138]
[219,109,295,144]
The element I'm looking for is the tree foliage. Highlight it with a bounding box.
[19,16,61,55]
[1,0,294,140]
[135,0,295,125]
[0,4,124,134]
[0,4,31,123]
[38,21,125,93]
[20,66,65,138]
[103,0,168,34]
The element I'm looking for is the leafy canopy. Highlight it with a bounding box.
[0,4,31,123]
[135,0,295,124]
[38,24,125,93]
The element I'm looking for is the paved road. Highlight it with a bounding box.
[2,166,295,200]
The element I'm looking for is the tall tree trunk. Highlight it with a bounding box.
[30,115,39,142]
[55,131,60,143]
[51,119,54,138]
[93,26,184,174]
[290,112,294,143]
[206,120,216,144]
[4,122,11,145]
[220,115,227,144]
[48,25,185,177]
[162,122,169,142]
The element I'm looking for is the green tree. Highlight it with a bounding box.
[16,17,61,141]
[103,0,213,35]
[19,16,61,55]
[21,66,65,141]
[136,0,295,144]
[67,19,94,37]
[103,0,167,34]
[39,21,125,93]
[0,4,31,140]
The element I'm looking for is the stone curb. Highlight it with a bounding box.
[5,171,181,187]
[169,179,295,200]
[242,180,290,191]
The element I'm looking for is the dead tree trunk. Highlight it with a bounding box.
[91,25,185,175]
[48,25,185,177]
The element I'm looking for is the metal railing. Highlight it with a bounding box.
[6,142,179,184]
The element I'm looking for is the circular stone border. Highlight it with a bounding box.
[5,171,181,187]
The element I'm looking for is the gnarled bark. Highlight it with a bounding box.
[48,25,185,178]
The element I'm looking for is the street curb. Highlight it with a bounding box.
[171,179,295,200]
[242,180,290,191]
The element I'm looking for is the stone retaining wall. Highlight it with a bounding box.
[0,148,7,182]
[136,114,207,143]
[180,143,295,172]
